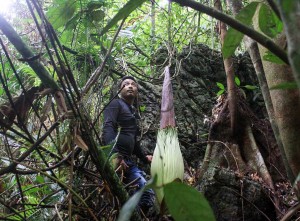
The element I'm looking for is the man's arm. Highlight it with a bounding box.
[102,99,120,145]
[133,141,152,164]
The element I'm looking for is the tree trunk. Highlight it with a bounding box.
[214,0,238,137]
[252,2,300,181]
[277,1,300,91]
[228,0,293,182]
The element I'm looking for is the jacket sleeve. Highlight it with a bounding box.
[133,140,149,164]
[102,99,120,145]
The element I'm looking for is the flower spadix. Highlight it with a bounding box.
[150,66,184,204]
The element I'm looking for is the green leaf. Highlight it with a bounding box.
[100,143,114,156]
[270,82,298,90]
[139,105,146,112]
[107,152,120,169]
[90,10,105,22]
[217,89,225,96]
[47,0,77,29]
[258,3,282,38]
[100,0,147,36]
[243,85,258,90]
[263,51,285,64]
[222,2,259,58]
[36,175,45,184]
[216,82,225,90]
[234,76,241,86]
[164,182,216,221]
[86,0,104,11]
[65,12,81,30]
[117,176,156,221]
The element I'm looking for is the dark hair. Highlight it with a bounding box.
[118,76,137,88]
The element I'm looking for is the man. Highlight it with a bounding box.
[102,76,154,212]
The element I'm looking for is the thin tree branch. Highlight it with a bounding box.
[171,0,289,64]
[0,122,59,176]
[0,14,59,89]
[14,160,99,221]
[82,18,126,95]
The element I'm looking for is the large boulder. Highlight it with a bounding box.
[196,167,276,221]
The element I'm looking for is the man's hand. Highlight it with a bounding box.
[146,155,153,163]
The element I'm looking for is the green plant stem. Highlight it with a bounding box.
[171,0,289,64]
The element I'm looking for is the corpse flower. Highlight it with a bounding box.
[150,66,184,204]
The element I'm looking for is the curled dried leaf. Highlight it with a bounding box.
[74,134,88,151]
[54,91,68,116]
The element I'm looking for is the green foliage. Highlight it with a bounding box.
[164,182,216,221]
[117,178,215,221]
[36,175,45,184]
[47,0,77,29]
[216,82,225,95]
[222,2,259,58]
[100,143,114,156]
[139,105,146,112]
[263,50,285,64]
[258,3,283,38]
[1,0,287,220]
[216,77,257,96]
[100,0,147,36]
[243,85,258,90]
[234,76,241,86]
[87,0,105,11]
[18,65,41,87]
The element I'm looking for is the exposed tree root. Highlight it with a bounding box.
[243,124,274,190]
[196,92,288,218]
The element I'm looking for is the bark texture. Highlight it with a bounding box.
[228,0,293,182]
[253,2,300,181]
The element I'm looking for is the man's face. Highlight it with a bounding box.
[120,79,138,99]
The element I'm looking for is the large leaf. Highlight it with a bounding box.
[99,0,147,36]
[47,0,77,29]
[259,3,283,38]
[222,2,259,58]
[65,12,82,30]
[164,182,216,221]
[117,176,156,221]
